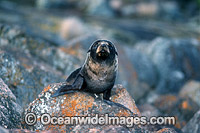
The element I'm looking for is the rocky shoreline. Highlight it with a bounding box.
[0,0,200,132]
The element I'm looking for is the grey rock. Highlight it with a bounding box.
[116,45,153,101]
[153,94,199,129]
[0,51,62,109]
[157,128,178,133]
[0,24,83,108]
[179,80,200,107]
[0,78,22,129]
[84,0,115,17]
[0,24,79,76]
[59,17,90,40]
[36,0,72,9]
[0,126,8,133]
[135,37,200,93]
[124,46,158,87]
[182,110,200,133]
[139,104,160,119]
[121,2,159,17]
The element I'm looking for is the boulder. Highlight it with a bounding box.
[22,83,142,132]
[0,24,80,76]
[156,128,177,133]
[135,37,200,93]
[0,78,22,129]
[0,51,62,109]
[116,44,153,101]
[123,46,158,88]
[182,110,200,133]
[153,94,199,129]
[84,0,115,17]
[139,104,160,119]
[59,17,89,40]
[179,80,200,106]
[0,126,8,133]
[0,24,83,108]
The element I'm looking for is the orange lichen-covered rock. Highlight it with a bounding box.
[111,84,140,116]
[153,94,199,129]
[22,83,142,132]
[156,128,177,133]
[179,80,200,106]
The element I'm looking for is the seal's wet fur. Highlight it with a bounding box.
[52,40,118,100]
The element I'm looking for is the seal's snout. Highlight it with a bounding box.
[96,43,110,58]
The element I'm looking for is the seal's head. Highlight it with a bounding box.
[88,40,118,63]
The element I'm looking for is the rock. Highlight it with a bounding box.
[153,94,199,129]
[159,1,181,19]
[59,17,89,40]
[22,83,142,132]
[143,90,160,104]
[179,80,200,106]
[138,104,161,132]
[153,95,178,114]
[109,0,122,12]
[36,0,75,9]
[188,15,200,34]
[139,104,160,119]
[36,0,116,17]
[0,24,80,76]
[121,2,159,17]
[51,47,81,75]
[98,125,130,133]
[114,1,181,19]
[182,110,200,133]
[135,37,200,93]
[60,34,98,63]
[0,126,43,133]
[71,125,133,132]
[123,46,158,88]
[111,84,140,116]
[0,126,8,133]
[157,128,177,133]
[0,24,84,108]
[0,51,62,109]
[0,78,22,129]
[84,0,115,17]
[116,44,153,101]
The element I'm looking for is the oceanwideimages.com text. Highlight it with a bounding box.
[25,113,176,127]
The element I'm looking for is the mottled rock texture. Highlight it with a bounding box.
[156,128,177,133]
[179,80,200,106]
[153,94,199,129]
[0,24,82,108]
[119,45,157,101]
[0,78,22,129]
[135,37,200,93]
[182,110,200,133]
[22,83,141,132]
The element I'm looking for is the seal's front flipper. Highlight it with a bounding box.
[51,74,84,98]
[51,85,77,97]
[103,88,111,100]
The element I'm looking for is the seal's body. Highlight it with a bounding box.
[52,40,118,100]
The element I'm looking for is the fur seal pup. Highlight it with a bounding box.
[52,40,118,100]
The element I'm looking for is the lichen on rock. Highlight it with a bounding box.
[22,83,141,132]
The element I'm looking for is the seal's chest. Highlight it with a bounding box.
[91,67,109,81]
